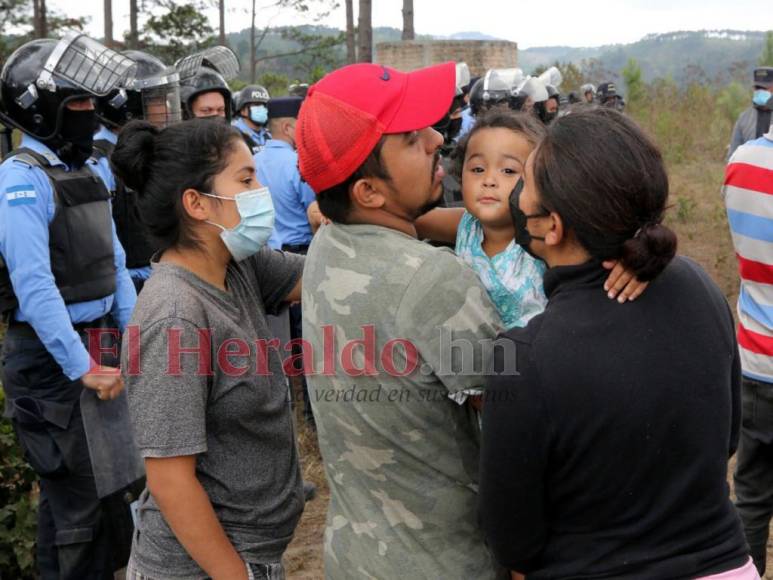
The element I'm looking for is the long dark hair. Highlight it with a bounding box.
[532,108,676,281]
[110,118,243,253]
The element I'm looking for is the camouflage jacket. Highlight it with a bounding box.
[302,223,506,579]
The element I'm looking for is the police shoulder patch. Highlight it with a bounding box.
[5,185,37,206]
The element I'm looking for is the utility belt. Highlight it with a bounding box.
[7,315,112,340]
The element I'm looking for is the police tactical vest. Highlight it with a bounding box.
[0,147,117,315]
[756,108,772,140]
[91,139,156,269]
[240,131,263,155]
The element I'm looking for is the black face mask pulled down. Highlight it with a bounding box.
[53,108,97,169]
[509,178,549,261]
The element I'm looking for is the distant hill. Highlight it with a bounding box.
[223,27,768,85]
[519,30,768,83]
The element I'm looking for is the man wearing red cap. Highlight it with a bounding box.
[298,62,505,579]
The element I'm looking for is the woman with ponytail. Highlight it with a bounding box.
[480,108,756,579]
[111,118,304,580]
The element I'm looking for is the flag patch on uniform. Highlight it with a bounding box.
[5,185,36,206]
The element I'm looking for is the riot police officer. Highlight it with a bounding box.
[176,46,240,120]
[469,68,524,117]
[597,81,625,111]
[288,82,309,98]
[581,83,596,104]
[232,84,271,154]
[535,84,560,124]
[728,67,773,160]
[0,33,142,579]
[92,50,181,292]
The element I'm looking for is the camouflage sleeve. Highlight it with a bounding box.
[395,250,504,395]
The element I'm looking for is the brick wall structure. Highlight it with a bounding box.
[374,40,518,76]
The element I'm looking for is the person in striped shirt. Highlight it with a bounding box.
[724,127,773,576]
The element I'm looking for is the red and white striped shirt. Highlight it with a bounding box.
[724,131,773,383]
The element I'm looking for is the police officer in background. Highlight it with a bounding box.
[597,81,625,111]
[535,84,560,124]
[288,81,310,98]
[581,83,596,104]
[92,50,182,292]
[458,74,479,141]
[728,67,773,160]
[0,34,140,578]
[176,46,240,120]
[255,96,317,426]
[232,84,271,154]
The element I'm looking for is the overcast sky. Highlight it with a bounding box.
[50,0,771,49]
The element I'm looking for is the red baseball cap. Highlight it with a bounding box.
[297,62,456,193]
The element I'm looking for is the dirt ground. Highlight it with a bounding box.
[284,159,773,578]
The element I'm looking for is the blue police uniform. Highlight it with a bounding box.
[255,140,316,250]
[233,117,270,155]
[457,106,475,141]
[88,124,153,286]
[0,134,137,578]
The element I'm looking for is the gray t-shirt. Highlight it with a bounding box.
[302,223,504,580]
[123,248,304,578]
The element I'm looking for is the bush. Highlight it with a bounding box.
[0,387,38,578]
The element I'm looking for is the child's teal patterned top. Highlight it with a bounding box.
[455,211,547,329]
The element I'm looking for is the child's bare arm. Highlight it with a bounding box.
[414,207,465,243]
[307,201,330,233]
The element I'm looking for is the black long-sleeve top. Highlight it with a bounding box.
[480,257,749,579]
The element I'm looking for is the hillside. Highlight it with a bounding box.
[518,30,768,82]
[224,26,768,85]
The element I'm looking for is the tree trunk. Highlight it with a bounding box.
[345,0,356,64]
[128,0,138,48]
[401,0,414,41]
[33,0,48,38]
[219,0,226,46]
[104,0,113,46]
[250,0,257,83]
[357,0,372,63]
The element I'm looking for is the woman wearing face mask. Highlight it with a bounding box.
[480,108,757,580]
[111,118,304,580]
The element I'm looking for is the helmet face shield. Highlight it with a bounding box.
[38,33,136,96]
[484,68,524,93]
[142,84,182,127]
[176,46,239,82]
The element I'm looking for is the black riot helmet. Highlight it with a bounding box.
[179,67,232,120]
[288,82,309,98]
[233,84,269,112]
[597,81,625,111]
[176,46,239,121]
[470,68,524,117]
[97,50,181,129]
[433,63,470,151]
[0,34,135,140]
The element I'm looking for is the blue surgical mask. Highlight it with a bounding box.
[753,89,772,107]
[203,187,275,261]
[249,105,268,125]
